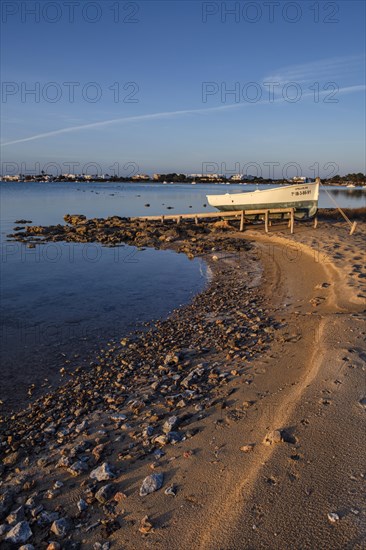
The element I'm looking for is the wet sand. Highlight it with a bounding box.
[1,216,365,549]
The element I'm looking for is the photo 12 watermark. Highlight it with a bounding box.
[200,160,340,180]
[201,81,339,104]
[1,160,140,178]
[1,1,140,24]
[1,241,141,265]
[1,81,140,104]
[201,2,340,24]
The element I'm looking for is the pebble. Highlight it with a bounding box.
[5,521,32,544]
[240,444,255,453]
[50,517,70,537]
[263,430,282,445]
[67,460,88,477]
[140,473,164,496]
[139,515,154,534]
[164,485,177,496]
[6,505,25,525]
[163,415,179,433]
[77,498,88,512]
[90,462,115,481]
[327,512,340,523]
[95,484,115,504]
[110,412,127,422]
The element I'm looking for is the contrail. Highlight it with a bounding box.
[2,104,245,147]
[1,85,364,147]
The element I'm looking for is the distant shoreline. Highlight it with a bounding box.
[1,178,365,187]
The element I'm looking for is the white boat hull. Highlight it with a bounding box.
[207,182,319,220]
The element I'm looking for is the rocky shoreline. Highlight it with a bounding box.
[2,213,365,549]
[1,215,279,548]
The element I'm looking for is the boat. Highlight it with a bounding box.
[207,180,320,220]
[346,183,355,188]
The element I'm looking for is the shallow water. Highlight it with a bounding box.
[0,181,364,408]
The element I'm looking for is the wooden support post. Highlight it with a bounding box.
[314,216,318,229]
[176,216,181,225]
[350,221,357,235]
[161,215,165,223]
[290,209,294,234]
[240,210,244,231]
[264,210,269,233]
[195,215,199,225]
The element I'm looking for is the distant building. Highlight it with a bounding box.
[2,175,20,181]
[230,174,244,181]
[189,173,224,180]
[131,174,150,181]
[292,176,310,183]
[153,174,161,180]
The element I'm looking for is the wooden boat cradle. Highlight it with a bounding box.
[130,207,319,234]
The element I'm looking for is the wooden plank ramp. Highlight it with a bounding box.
[130,208,305,234]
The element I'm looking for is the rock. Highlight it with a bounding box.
[30,505,43,518]
[153,449,165,459]
[75,420,88,433]
[110,413,127,422]
[50,517,70,537]
[6,505,25,525]
[37,511,59,526]
[164,485,177,496]
[67,460,88,477]
[19,545,35,550]
[77,498,88,512]
[358,397,366,409]
[95,484,115,504]
[327,512,340,523]
[240,444,255,453]
[263,430,282,445]
[0,490,14,521]
[154,435,168,446]
[5,521,32,544]
[139,515,154,534]
[163,415,179,433]
[93,543,110,550]
[166,431,182,444]
[164,352,181,365]
[47,542,61,550]
[140,473,164,496]
[3,451,21,465]
[90,462,115,481]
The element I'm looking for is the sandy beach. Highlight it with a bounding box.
[1,214,365,549]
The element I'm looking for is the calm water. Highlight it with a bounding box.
[0,181,364,408]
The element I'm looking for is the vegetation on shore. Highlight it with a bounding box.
[1,172,365,185]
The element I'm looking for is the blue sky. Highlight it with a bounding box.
[1,0,365,177]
